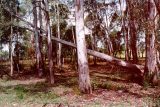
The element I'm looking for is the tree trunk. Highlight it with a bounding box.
[14,32,20,73]
[144,0,159,85]
[56,3,62,70]
[124,4,130,61]
[104,15,113,55]
[10,18,13,76]
[130,21,138,63]
[119,0,130,61]
[51,36,144,73]
[90,30,97,65]
[127,1,138,63]
[38,0,45,75]
[32,0,43,77]
[125,27,130,61]
[157,51,160,65]
[44,0,54,84]
[75,0,92,94]
[71,26,77,69]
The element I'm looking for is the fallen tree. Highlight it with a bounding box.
[51,36,144,74]
[4,7,144,76]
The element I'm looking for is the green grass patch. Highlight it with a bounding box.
[0,82,62,105]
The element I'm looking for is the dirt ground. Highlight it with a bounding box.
[0,61,159,107]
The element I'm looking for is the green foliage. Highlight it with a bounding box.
[0,50,9,60]
[50,1,69,25]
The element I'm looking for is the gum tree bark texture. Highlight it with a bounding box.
[75,0,92,94]
[144,0,159,85]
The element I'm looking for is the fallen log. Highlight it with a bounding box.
[4,8,144,75]
[51,36,144,74]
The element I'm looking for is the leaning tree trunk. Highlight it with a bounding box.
[144,0,159,85]
[44,0,54,84]
[75,0,92,94]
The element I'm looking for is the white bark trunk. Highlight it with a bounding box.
[75,0,92,94]
[57,3,62,70]
[10,21,13,76]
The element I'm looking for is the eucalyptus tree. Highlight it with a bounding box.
[0,0,20,76]
[119,0,131,60]
[49,0,70,70]
[44,0,54,84]
[126,0,139,63]
[144,0,159,85]
[56,2,62,70]
[32,0,44,77]
[154,0,160,66]
[75,0,92,94]
[84,0,100,64]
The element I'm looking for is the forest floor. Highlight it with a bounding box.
[0,60,160,107]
